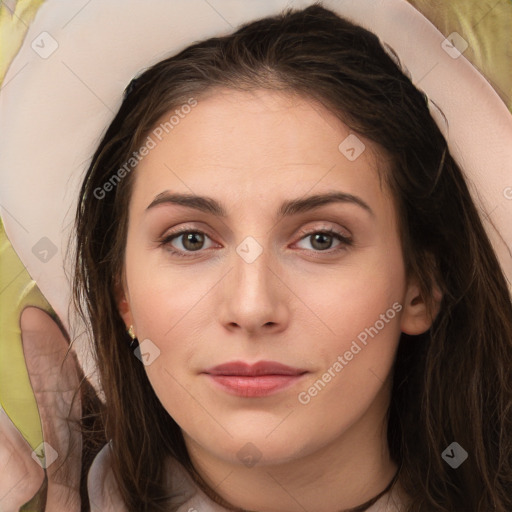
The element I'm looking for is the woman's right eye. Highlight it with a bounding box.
[159,229,216,257]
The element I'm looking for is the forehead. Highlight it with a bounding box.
[131,88,391,212]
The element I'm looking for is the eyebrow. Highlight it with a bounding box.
[145,191,374,219]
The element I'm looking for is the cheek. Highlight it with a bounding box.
[125,243,213,342]
[123,255,214,411]
[293,247,405,353]
[293,279,403,435]
[126,270,206,424]
[290,242,406,410]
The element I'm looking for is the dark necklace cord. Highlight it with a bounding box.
[190,461,402,512]
[341,465,401,512]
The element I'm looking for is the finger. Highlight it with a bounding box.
[0,407,44,512]
[21,307,82,511]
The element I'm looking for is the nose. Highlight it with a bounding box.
[217,239,290,337]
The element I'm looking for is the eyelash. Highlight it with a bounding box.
[158,225,353,259]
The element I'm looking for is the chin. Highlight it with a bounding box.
[198,429,312,468]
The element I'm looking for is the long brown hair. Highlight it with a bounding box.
[73,3,512,511]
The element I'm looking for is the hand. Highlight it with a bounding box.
[19,306,82,511]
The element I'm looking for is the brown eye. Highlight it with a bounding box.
[309,232,335,251]
[160,229,215,257]
[295,229,352,253]
[180,232,206,251]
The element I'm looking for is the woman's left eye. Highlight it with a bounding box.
[294,229,352,252]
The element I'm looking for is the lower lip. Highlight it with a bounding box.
[205,374,306,398]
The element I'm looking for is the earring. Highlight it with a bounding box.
[127,325,136,340]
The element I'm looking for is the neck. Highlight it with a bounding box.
[183,383,401,512]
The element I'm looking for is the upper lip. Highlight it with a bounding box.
[203,361,308,376]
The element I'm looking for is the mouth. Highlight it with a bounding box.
[202,361,308,398]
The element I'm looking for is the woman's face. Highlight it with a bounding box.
[118,88,431,469]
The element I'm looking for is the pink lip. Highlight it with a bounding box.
[202,361,308,398]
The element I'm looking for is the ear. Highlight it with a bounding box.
[114,275,134,331]
[400,278,443,335]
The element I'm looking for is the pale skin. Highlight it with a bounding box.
[117,88,442,512]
